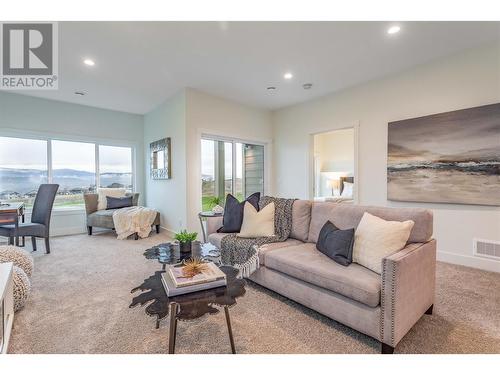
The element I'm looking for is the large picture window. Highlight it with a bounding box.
[99,145,133,189]
[0,137,48,207]
[201,137,264,211]
[0,135,134,209]
[52,140,96,207]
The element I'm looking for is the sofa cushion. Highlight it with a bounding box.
[207,232,230,249]
[308,202,432,244]
[316,220,354,266]
[87,209,118,228]
[265,243,381,307]
[97,188,126,211]
[218,192,260,233]
[290,200,312,242]
[106,196,133,210]
[238,201,275,238]
[257,239,303,266]
[353,212,414,274]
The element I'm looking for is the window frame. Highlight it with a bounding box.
[200,134,266,202]
[0,129,137,212]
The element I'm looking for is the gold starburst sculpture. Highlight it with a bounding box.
[182,257,208,278]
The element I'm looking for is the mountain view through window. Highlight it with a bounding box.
[0,136,133,209]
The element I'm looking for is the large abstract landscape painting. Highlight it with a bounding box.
[387,103,500,206]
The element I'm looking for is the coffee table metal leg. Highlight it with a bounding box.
[169,303,178,354]
[224,306,236,354]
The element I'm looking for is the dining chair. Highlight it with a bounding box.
[0,184,59,254]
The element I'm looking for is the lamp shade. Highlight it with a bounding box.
[328,178,340,190]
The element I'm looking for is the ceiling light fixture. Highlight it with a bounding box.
[387,25,401,35]
[83,59,95,66]
[283,72,293,80]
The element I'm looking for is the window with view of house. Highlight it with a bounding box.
[201,137,264,211]
[0,135,134,209]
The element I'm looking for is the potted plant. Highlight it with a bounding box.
[174,230,198,254]
[209,196,224,214]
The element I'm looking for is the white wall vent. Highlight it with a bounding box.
[473,238,500,261]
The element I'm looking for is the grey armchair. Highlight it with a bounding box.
[84,193,161,239]
[0,184,59,254]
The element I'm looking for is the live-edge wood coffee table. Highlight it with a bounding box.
[130,242,245,354]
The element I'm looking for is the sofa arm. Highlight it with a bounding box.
[126,192,140,206]
[83,194,98,215]
[206,216,223,237]
[380,239,436,347]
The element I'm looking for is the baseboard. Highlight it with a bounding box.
[50,226,87,237]
[161,226,175,237]
[437,250,500,273]
[49,225,171,238]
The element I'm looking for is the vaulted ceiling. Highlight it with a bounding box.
[13,21,500,114]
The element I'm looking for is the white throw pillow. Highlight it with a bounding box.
[237,202,275,238]
[97,188,127,211]
[341,181,353,198]
[353,212,414,274]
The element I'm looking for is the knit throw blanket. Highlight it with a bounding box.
[220,196,296,278]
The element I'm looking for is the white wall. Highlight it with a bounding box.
[272,43,500,272]
[184,88,273,231]
[143,88,272,234]
[0,92,144,236]
[143,90,187,233]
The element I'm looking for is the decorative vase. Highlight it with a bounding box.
[179,241,192,254]
[212,204,224,214]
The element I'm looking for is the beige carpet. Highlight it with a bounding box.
[7,231,500,354]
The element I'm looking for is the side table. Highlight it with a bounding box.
[198,211,223,242]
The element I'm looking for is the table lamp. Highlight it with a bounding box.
[328,178,340,196]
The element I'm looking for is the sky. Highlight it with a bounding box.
[0,137,132,172]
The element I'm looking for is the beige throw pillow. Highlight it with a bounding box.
[353,212,414,274]
[237,202,275,238]
[97,188,127,211]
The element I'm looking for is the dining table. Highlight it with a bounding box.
[0,202,26,246]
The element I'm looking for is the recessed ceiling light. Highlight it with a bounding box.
[283,72,293,80]
[387,26,401,35]
[83,59,95,66]
[267,86,277,91]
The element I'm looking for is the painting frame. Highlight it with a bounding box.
[387,103,500,207]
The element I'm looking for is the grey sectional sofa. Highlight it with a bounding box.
[84,193,161,239]
[206,200,436,354]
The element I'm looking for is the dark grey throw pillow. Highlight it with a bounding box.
[316,220,355,266]
[106,196,133,210]
[218,192,260,233]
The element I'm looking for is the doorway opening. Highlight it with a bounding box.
[312,128,356,202]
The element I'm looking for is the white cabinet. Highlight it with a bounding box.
[0,262,14,354]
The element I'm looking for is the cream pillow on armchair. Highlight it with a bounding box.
[237,202,275,238]
[353,212,414,274]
